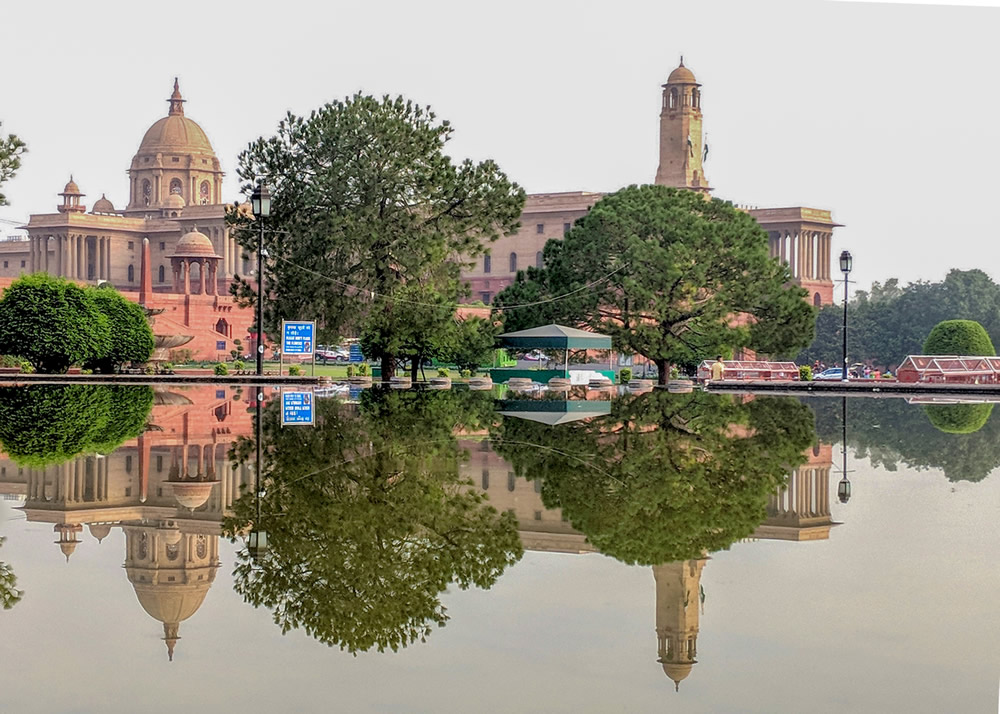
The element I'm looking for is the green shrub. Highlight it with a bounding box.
[358,363,371,376]
[799,365,813,381]
[0,274,111,373]
[619,367,633,383]
[214,362,229,376]
[84,287,154,373]
[162,362,174,373]
[347,365,356,377]
[437,368,449,377]
[460,369,472,379]
[288,364,302,376]
[233,360,245,371]
[669,366,680,380]
[923,320,996,356]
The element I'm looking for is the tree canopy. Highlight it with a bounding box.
[493,185,815,382]
[491,390,815,565]
[0,385,153,466]
[798,270,1000,369]
[222,388,521,653]
[228,93,525,379]
[923,319,995,357]
[0,123,26,206]
[84,287,155,373]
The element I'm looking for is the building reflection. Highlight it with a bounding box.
[0,390,837,682]
[461,436,835,691]
[0,385,257,660]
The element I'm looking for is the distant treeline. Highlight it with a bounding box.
[797,269,1000,369]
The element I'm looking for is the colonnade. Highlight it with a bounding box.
[768,466,831,519]
[770,230,834,281]
[28,233,114,281]
[171,258,219,295]
[24,456,111,503]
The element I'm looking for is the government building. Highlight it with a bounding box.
[0,60,839,359]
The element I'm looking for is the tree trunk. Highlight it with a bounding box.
[410,359,419,382]
[656,358,669,386]
[381,355,394,382]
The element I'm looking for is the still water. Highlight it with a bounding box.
[0,385,997,713]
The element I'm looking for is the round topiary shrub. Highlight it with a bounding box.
[214,362,229,376]
[924,403,994,434]
[923,320,996,356]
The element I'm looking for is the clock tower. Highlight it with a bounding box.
[654,58,711,194]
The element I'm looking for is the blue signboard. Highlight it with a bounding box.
[349,343,364,363]
[281,390,314,426]
[282,321,315,355]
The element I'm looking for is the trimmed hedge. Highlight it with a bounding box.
[925,403,994,435]
[923,320,995,357]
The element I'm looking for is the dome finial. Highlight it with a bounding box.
[679,54,684,67]
[168,77,185,116]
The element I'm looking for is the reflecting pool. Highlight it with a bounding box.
[0,385,997,713]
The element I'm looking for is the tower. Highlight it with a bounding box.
[654,58,711,194]
[653,559,708,691]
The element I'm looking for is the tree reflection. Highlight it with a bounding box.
[0,385,154,466]
[809,397,1000,482]
[491,391,816,566]
[0,537,22,610]
[223,388,522,654]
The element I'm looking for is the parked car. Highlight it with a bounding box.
[522,350,546,362]
[814,367,860,381]
[316,349,350,364]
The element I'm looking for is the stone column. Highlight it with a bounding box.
[29,237,36,272]
[198,259,206,294]
[106,238,113,282]
[223,231,230,279]
[78,235,85,279]
[183,259,191,295]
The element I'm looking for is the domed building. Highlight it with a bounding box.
[4,79,256,360]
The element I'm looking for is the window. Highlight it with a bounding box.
[159,242,165,250]
[125,455,133,473]
[169,178,182,194]
[563,223,571,235]
[127,264,135,282]
[158,265,165,282]
[156,455,163,472]
[20,260,25,268]
[128,241,134,250]
[536,251,543,268]
[534,511,542,521]
[509,252,517,272]
[507,471,516,492]
[171,157,180,164]
[480,291,491,304]
[670,88,678,109]
[536,223,544,234]
[813,293,822,307]
[483,253,491,273]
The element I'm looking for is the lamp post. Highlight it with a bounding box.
[247,393,268,562]
[839,250,853,383]
[837,395,851,504]
[250,182,271,376]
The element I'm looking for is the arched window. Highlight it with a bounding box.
[692,89,700,108]
[158,265,165,283]
[813,292,822,306]
[483,253,492,274]
[199,180,211,204]
[536,251,543,268]
[127,264,135,283]
[196,535,207,559]
[215,318,229,336]
[169,178,182,195]
[509,252,517,272]
[142,180,151,206]
[669,88,678,109]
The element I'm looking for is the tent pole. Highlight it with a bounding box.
[564,348,568,377]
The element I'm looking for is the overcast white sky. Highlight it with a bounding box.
[1,0,998,293]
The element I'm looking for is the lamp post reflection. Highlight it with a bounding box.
[246,393,268,561]
[837,395,852,503]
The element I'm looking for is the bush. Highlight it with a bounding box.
[233,360,245,372]
[925,403,994,434]
[162,362,174,373]
[288,364,302,376]
[923,320,996,357]
[347,365,356,377]
[0,273,111,373]
[357,363,371,376]
[437,368,449,377]
[799,365,813,381]
[619,367,633,383]
[214,362,229,376]
[84,287,155,373]
[460,369,472,379]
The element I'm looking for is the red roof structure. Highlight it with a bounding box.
[896,355,1000,384]
[696,360,800,382]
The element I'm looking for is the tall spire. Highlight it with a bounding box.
[168,77,185,116]
[163,622,180,661]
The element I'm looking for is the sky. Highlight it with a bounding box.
[1,0,999,294]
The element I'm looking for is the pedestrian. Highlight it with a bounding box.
[710,355,725,382]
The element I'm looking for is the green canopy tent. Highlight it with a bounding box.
[498,324,613,376]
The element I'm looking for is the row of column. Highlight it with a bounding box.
[29,234,114,281]
[172,258,220,295]
[25,456,110,503]
[220,230,245,277]
[772,231,833,281]
[768,466,831,519]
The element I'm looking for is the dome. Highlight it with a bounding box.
[133,580,214,624]
[667,60,697,85]
[135,80,216,158]
[171,227,219,259]
[168,480,218,510]
[164,192,186,209]
[91,194,115,214]
[662,662,694,691]
[60,176,82,196]
[88,523,113,543]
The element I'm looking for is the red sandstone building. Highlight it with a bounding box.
[0,61,838,359]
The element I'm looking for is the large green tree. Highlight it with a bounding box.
[493,185,815,383]
[228,94,525,379]
[84,286,155,373]
[0,123,26,206]
[491,390,814,565]
[0,274,111,373]
[223,388,521,653]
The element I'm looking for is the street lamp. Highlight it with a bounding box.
[837,395,852,504]
[250,182,271,376]
[839,250,852,383]
[247,393,268,562]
